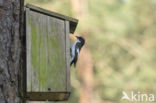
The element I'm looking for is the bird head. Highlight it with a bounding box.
[76,36,85,45]
[76,36,85,41]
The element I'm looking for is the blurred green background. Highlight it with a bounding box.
[25,0,156,103]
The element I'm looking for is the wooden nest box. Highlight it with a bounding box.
[25,4,78,101]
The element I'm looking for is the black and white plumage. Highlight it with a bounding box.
[70,36,85,67]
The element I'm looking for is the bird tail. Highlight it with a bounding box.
[70,60,76,68]
[74,62,76,68]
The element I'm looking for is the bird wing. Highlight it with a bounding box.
[70,40,81,67]
[77,48,80,58]
[72,42,77,55]
[70,48,72,57]
[70,41,77,63]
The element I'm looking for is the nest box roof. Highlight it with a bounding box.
[26,4,78,34]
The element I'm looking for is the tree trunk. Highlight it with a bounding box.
[77,45,94,103]
[70,0,95,103]
[0,0,24,103]
[70,0,88,18]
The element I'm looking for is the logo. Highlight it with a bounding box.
[121,91,155,102]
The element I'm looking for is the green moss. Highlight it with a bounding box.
[31,25,38,70]
[28,14,66,91]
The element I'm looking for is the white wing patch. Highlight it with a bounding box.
[70,40,81,63]
[77,48,79,58]
[70,41,78,62]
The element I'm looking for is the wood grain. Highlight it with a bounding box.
[26,4,78,34]
[65,21,71,92]
[25,4,78,100]
[26,9,67,92]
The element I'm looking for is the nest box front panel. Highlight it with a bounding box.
[26,8,67,92]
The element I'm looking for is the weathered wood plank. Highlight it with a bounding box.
[26,9,67,92]
[65,21,71,92]
[26,8,32,92]
[27,92,70,101]
[26,3,78,33]
[0,0,3,7]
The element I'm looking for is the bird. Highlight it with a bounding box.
[70,36,85,67]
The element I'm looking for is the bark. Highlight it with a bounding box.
[77,45,94,103]
[70,0,95,103]
[70,0,88,18]
[0,0,24,103]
